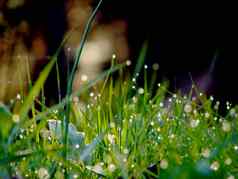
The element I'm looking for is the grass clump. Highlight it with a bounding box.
[0,60,238,178]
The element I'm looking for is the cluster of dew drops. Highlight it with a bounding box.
[8,57,238,178]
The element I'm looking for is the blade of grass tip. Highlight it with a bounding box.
[132,41,148,79]
[129,41,148,97]
[149,68,158,95]
[56,60,62,103]
[63,0,103,171]
[100,57,116,96]
[109,67,114,123]
[27,62,54,117]
[188,72,206,105]
[26,55,37,120]
[144,65,148,103]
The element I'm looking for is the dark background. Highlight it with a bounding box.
[1,0,237,108]
[100,1,237,105]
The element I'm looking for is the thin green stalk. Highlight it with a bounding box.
[56,60,62,103]
[63,0,103,175]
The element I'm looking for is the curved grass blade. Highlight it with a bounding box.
[64,0,103,166]
[132,41,148,78]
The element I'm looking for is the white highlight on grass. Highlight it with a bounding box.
[160,159,168,169]
[123,148,129,155]
[107,134,115,144]
[112,54,117,59]
[205,112,210,118]
[73,174,78,179]
[75,144,80,149]
[219,118,223,123]
[201,148,210,158]
[190,119,199,128]
[227,175,235,179]
[81,74,88,82]
[234,145,238,150]
[193,110,198,116]
[159,102,164,108]
[86,163,104,175]
[12,114,20,123]
[229,108,237,117]
[210,96,214,101]
[16,93,21,100]
[126,60,131,66]
[224,158,232,165]
[110,122,115,128]
[222,121,231,132]
[108,163,116,172]
[38,168,49,179]
[138,88,144,94]
[89,92,94,97]
[184,103,192,113]
[132,96,138,103]
[169,134,175,139]
[210,161,220,171]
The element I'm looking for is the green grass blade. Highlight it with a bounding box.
[133,41,148,78]
[63,1,103,171]
[19,57,57,120]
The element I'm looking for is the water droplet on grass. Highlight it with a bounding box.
[210,161,220,171]
[160,159,168,169]
[81,74,88,82]
[138,88,144,94]
[224,158,232,165]
[126,60,131,66]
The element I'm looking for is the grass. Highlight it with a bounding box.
[0,1,238,178]
[0,56,238,178]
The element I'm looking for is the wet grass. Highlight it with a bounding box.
[0,0,238,178]
[0,55,238,178]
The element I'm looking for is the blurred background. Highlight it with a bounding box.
[0,0,237,108]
